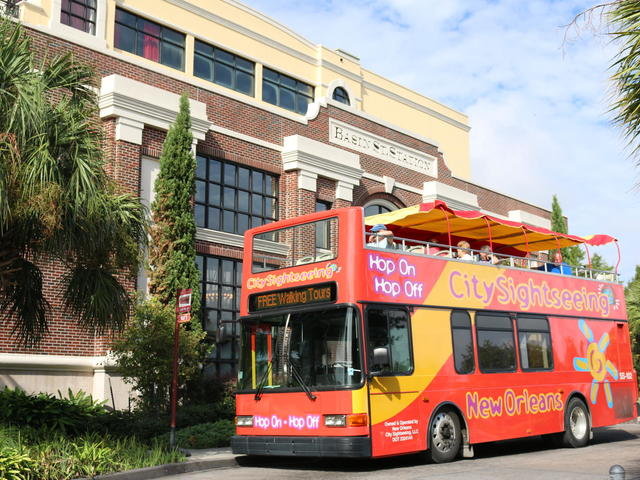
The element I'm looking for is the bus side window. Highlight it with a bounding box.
[451,310,474,374]
[367,307,412,375]
[517,315,553,371]
[475,312,516,373]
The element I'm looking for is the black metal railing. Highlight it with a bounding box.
[0,0,19,17]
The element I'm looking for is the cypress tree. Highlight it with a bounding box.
[148,93,201,316]
[549,194,584,267]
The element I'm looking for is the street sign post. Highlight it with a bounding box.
[170,288,192,449]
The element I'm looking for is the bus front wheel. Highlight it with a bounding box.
[427,409,461,463]
[561,397,590,448]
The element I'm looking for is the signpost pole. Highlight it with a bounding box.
[169,317,180,449]
[169,288,192,449]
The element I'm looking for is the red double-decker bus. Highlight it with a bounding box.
[231,202,638,462]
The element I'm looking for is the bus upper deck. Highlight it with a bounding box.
[244,201,624,319]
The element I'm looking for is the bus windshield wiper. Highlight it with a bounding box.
[254,362,272,401]
[287,358,316,401]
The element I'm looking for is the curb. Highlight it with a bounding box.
[75,455,238,480]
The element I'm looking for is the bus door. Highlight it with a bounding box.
[249,324,273,389]
[366,306,422,456]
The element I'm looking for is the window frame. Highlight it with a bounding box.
[332,86,350,105]
[197,254,243,377]
[451,310,475,375]
[60,0,96,35]
[365,305,414,377]
[114,8,185,71]
[193,39,255,96]
[475,311,517,374]
[262,67,314,115]
[516,314,554,372]
[195,155,278,236]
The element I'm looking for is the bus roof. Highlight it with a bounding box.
[364,200,617,254]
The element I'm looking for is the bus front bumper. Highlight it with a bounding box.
[231,435,371,457]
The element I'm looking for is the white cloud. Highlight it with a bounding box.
[242,0,639,280]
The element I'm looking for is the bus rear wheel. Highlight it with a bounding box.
[427,409,461,463]
[562,397,590,448]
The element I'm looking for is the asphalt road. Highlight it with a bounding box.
[164,423,640,480]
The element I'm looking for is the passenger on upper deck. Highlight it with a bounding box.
[478,245,499,264]
[367,224,397,249]
[456,240,473,261]
[549,252,573,275]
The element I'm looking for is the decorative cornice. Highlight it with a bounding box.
[99,74,211,144]
[282,135,363,200]
[422,181,479,210]
[165,0,316,65]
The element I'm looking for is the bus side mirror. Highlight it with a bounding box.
[369,346,390,377]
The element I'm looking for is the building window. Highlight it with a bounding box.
[451,310,474,374]
[195,155,278,235]
[194,40,254,96]
[364,202,394,217]
[114,8,185,70]
[315,201,331,250]
[197,254,242,377]
[332,87,350,105]
[475,312,516,373]
[262,67,313,115]
[61,0,96,34]
[517,315,553,371]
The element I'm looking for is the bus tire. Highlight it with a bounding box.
[561,397,590,448]
[427,409,461,463]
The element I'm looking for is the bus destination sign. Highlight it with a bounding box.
[249,282,337,312]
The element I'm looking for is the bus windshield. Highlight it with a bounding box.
[237,307,362,392]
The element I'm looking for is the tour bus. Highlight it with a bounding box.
[231,201,638,462]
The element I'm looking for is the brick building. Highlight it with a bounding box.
[0,0,552,407]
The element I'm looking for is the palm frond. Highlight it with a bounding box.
[63,265,132,335]
[0,257,49,345]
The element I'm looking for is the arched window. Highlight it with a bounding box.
[332,86,350,105]
[364,200,397,217]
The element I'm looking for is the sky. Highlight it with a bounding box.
[240,0,640,281]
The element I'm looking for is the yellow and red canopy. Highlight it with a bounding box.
[364,201,616,254]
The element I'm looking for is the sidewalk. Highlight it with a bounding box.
[77,447,238,480]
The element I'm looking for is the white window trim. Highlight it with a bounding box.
[48,0,107,50]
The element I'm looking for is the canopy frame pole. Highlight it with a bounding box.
[520,227,530,268]
[583,244,592,279]
[615,240,621,277]
[439,206,452,254]
[484,217,493,252]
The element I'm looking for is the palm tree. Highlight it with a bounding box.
[609,0,640,160]
[0,18,146,344]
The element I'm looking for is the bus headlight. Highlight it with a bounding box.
[235,415,254,427]
[324,413,368,427]
[324,414,346,427]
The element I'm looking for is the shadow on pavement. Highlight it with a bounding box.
[236,425,640,473]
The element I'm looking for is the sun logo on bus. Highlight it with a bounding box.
[572,319,618,408]
[597,285,620,311]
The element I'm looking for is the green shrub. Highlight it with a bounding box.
[6,429,184,480]
[0,388,107,434]
[159,420,234,449]
[0,448,38,480]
